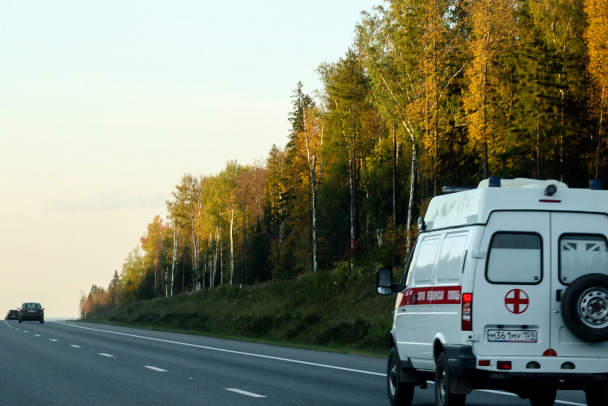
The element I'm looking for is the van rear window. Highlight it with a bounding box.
[487,233,542,284]
[560,234,608,284]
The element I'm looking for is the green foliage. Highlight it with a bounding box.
[83,0,608,338]
[84,264,396,355]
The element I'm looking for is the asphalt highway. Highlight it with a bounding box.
[0,320,587,406]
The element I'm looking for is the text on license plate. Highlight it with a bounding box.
[487,329,537,343]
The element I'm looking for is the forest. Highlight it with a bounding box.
[80,0,608,317]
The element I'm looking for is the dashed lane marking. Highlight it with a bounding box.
[225,388,266,398]
[145,366,167,372]
[59,322,384,377]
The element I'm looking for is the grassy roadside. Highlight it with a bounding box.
[84,264,396,358]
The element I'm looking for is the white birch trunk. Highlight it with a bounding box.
[214,227,220,287]
[170,224,179,297]
[310,156,318,273]
[209,234,215,288]
[219,226,223,285]
[406,143,418,256]
[230,208,235,286]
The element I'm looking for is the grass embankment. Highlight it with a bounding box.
[86,265,396,357]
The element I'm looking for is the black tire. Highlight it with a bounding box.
[435,352,465,406]
[40,318,44,324]
[387,347,415,406]
[529,388,556,406]
[585,386,608,406]
[18,319,22,323]
[561,273,608,342]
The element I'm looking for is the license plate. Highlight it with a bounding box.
[487,329,537,343]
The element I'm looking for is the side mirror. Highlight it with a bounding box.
[377,267,395,295]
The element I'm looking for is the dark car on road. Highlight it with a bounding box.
[5,310,19,320]
[18,302,44,323]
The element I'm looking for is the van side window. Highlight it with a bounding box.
[560,234,608,283]
[487,233,542,284]
[411,236,440,285]
[435,233,468,284]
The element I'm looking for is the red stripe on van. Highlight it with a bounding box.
[398,286,462,306]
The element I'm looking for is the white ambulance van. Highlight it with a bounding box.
[376,178,608,406]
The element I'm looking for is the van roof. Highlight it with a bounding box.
[423,178,608,231]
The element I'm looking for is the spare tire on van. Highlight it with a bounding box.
[561,273,608,342]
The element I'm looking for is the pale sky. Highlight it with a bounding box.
[0,0,380,318]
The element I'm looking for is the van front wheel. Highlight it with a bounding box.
[387,347,414,406]
[435,353,465,406]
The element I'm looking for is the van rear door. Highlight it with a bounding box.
[550,212,608,356]
[472,211,551,357]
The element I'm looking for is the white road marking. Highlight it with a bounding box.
[225,388,266,398]
[70,345,81,348]
[49,339,58,342]
[59,322,384,377]
[145,366,167,372]
[34,334,41,337]
[98,353,115,358]
[55,322,586,405]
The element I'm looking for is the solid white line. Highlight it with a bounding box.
[225,388,266,398]
[54,322,586,406]
[59,322,384,377]
[145,366,167,372]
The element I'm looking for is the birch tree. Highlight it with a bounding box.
[265,145,288,277]
[357,2,424,253]
[463,0,518,178]
[140,215,166,296]
[585,0,608,178]
[318,49,378,270]
[288,82,323,272]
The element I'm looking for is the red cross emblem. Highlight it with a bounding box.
[505,289,529,314]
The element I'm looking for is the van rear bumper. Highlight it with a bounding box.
[474,355,608,375]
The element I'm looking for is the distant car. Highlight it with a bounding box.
[5,310,19,320]
[18,302,44,323]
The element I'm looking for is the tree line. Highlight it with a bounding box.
[80,0,607,317]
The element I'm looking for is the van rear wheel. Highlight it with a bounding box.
[387,347,414,406]
[528,388,556,406]
[585,385,608,406]
[435,352,465,406]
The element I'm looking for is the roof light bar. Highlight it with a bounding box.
[590,179,603,190]
[488,176,501,187]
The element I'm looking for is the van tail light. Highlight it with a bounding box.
[497,361,512,370]
[462,293,473,331]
